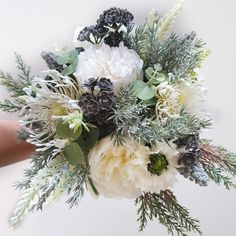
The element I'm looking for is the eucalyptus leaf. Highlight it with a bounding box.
[56,55,69,65]
[151,72,166,85]
[137,85,156,100]
[68,50,78,62]
[142,97,157,106]
[63,142,84,166]
[61,65,75,76]
[56,121,82,139]
[132,80,146,92]
[76,128,99,152]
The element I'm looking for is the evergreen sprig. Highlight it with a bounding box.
[200,140,236,189]
[135,190,202,236]
[65,165,89,208]
[0,99,22,113]
[112,86,211,145]
[0,53,32,113]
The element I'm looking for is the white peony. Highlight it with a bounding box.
[75,43,143,94]
[88,137,179,199]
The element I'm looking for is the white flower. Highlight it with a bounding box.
[176,76,208,117]
[88,137,179,199]
[155,74,208,121]
[20,70,83,155]
[156,81,180,120]
[75,43,143,94]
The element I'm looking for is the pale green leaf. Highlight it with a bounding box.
[63,142,84,166]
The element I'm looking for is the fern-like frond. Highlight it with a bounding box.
[10,156,69,228]
[135,190,202,235]
[200,140,236,189]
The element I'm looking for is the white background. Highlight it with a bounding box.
[0,0,236,235]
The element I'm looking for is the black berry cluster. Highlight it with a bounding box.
[78,78,116,138]
[175,133,200,166]
[77,7,134,47]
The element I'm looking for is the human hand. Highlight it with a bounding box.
[0,120,35,167]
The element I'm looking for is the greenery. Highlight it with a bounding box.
[56,49,78,76]
[0,53,32,113]
[135,190,202,236]
[112,86,211,145]
[129,7,207,77]
[11,155,89,227]
[200,140,236,189]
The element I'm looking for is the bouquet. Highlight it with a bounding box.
[1,1,236,235]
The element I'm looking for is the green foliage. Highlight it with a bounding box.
[11,155,89,227]
[132,80,156,100]
[129,17,206,77]
[112,86,211,145]
[145,64,166,85]
[156,33,206,77]
[200,140,236,189]
[0,53,32,113]
[56,121,83,139]
[76,127,99,152]
[56,50,78,76]
[135,190,202,235]
[63,142,84,166]
[65,165,89,208]
[0,99,22,113]
[202,165,236,189]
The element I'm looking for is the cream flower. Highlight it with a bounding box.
[88,137,179,199]
[75,43,143,94]
[176,77,208,117]
[155,74,208,121]
[156,81,180,121]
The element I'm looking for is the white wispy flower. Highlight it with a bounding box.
[20,70,83,155]
[155,73,208,121]
[88,137,179,199]
[75,43,143,94]
[156,81,180,120]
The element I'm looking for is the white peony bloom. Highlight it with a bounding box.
[75,43,143,94]
[88,137,179,199]
[176,76,208,117]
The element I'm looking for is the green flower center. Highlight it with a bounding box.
[148,153,169,176]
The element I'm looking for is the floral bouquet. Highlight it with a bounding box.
[1,1,236,235]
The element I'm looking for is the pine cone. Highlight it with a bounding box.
[78,78,116,138]
[96,91,115,111]
[78,93,100,119]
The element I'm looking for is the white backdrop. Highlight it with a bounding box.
[0,0,236,235]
